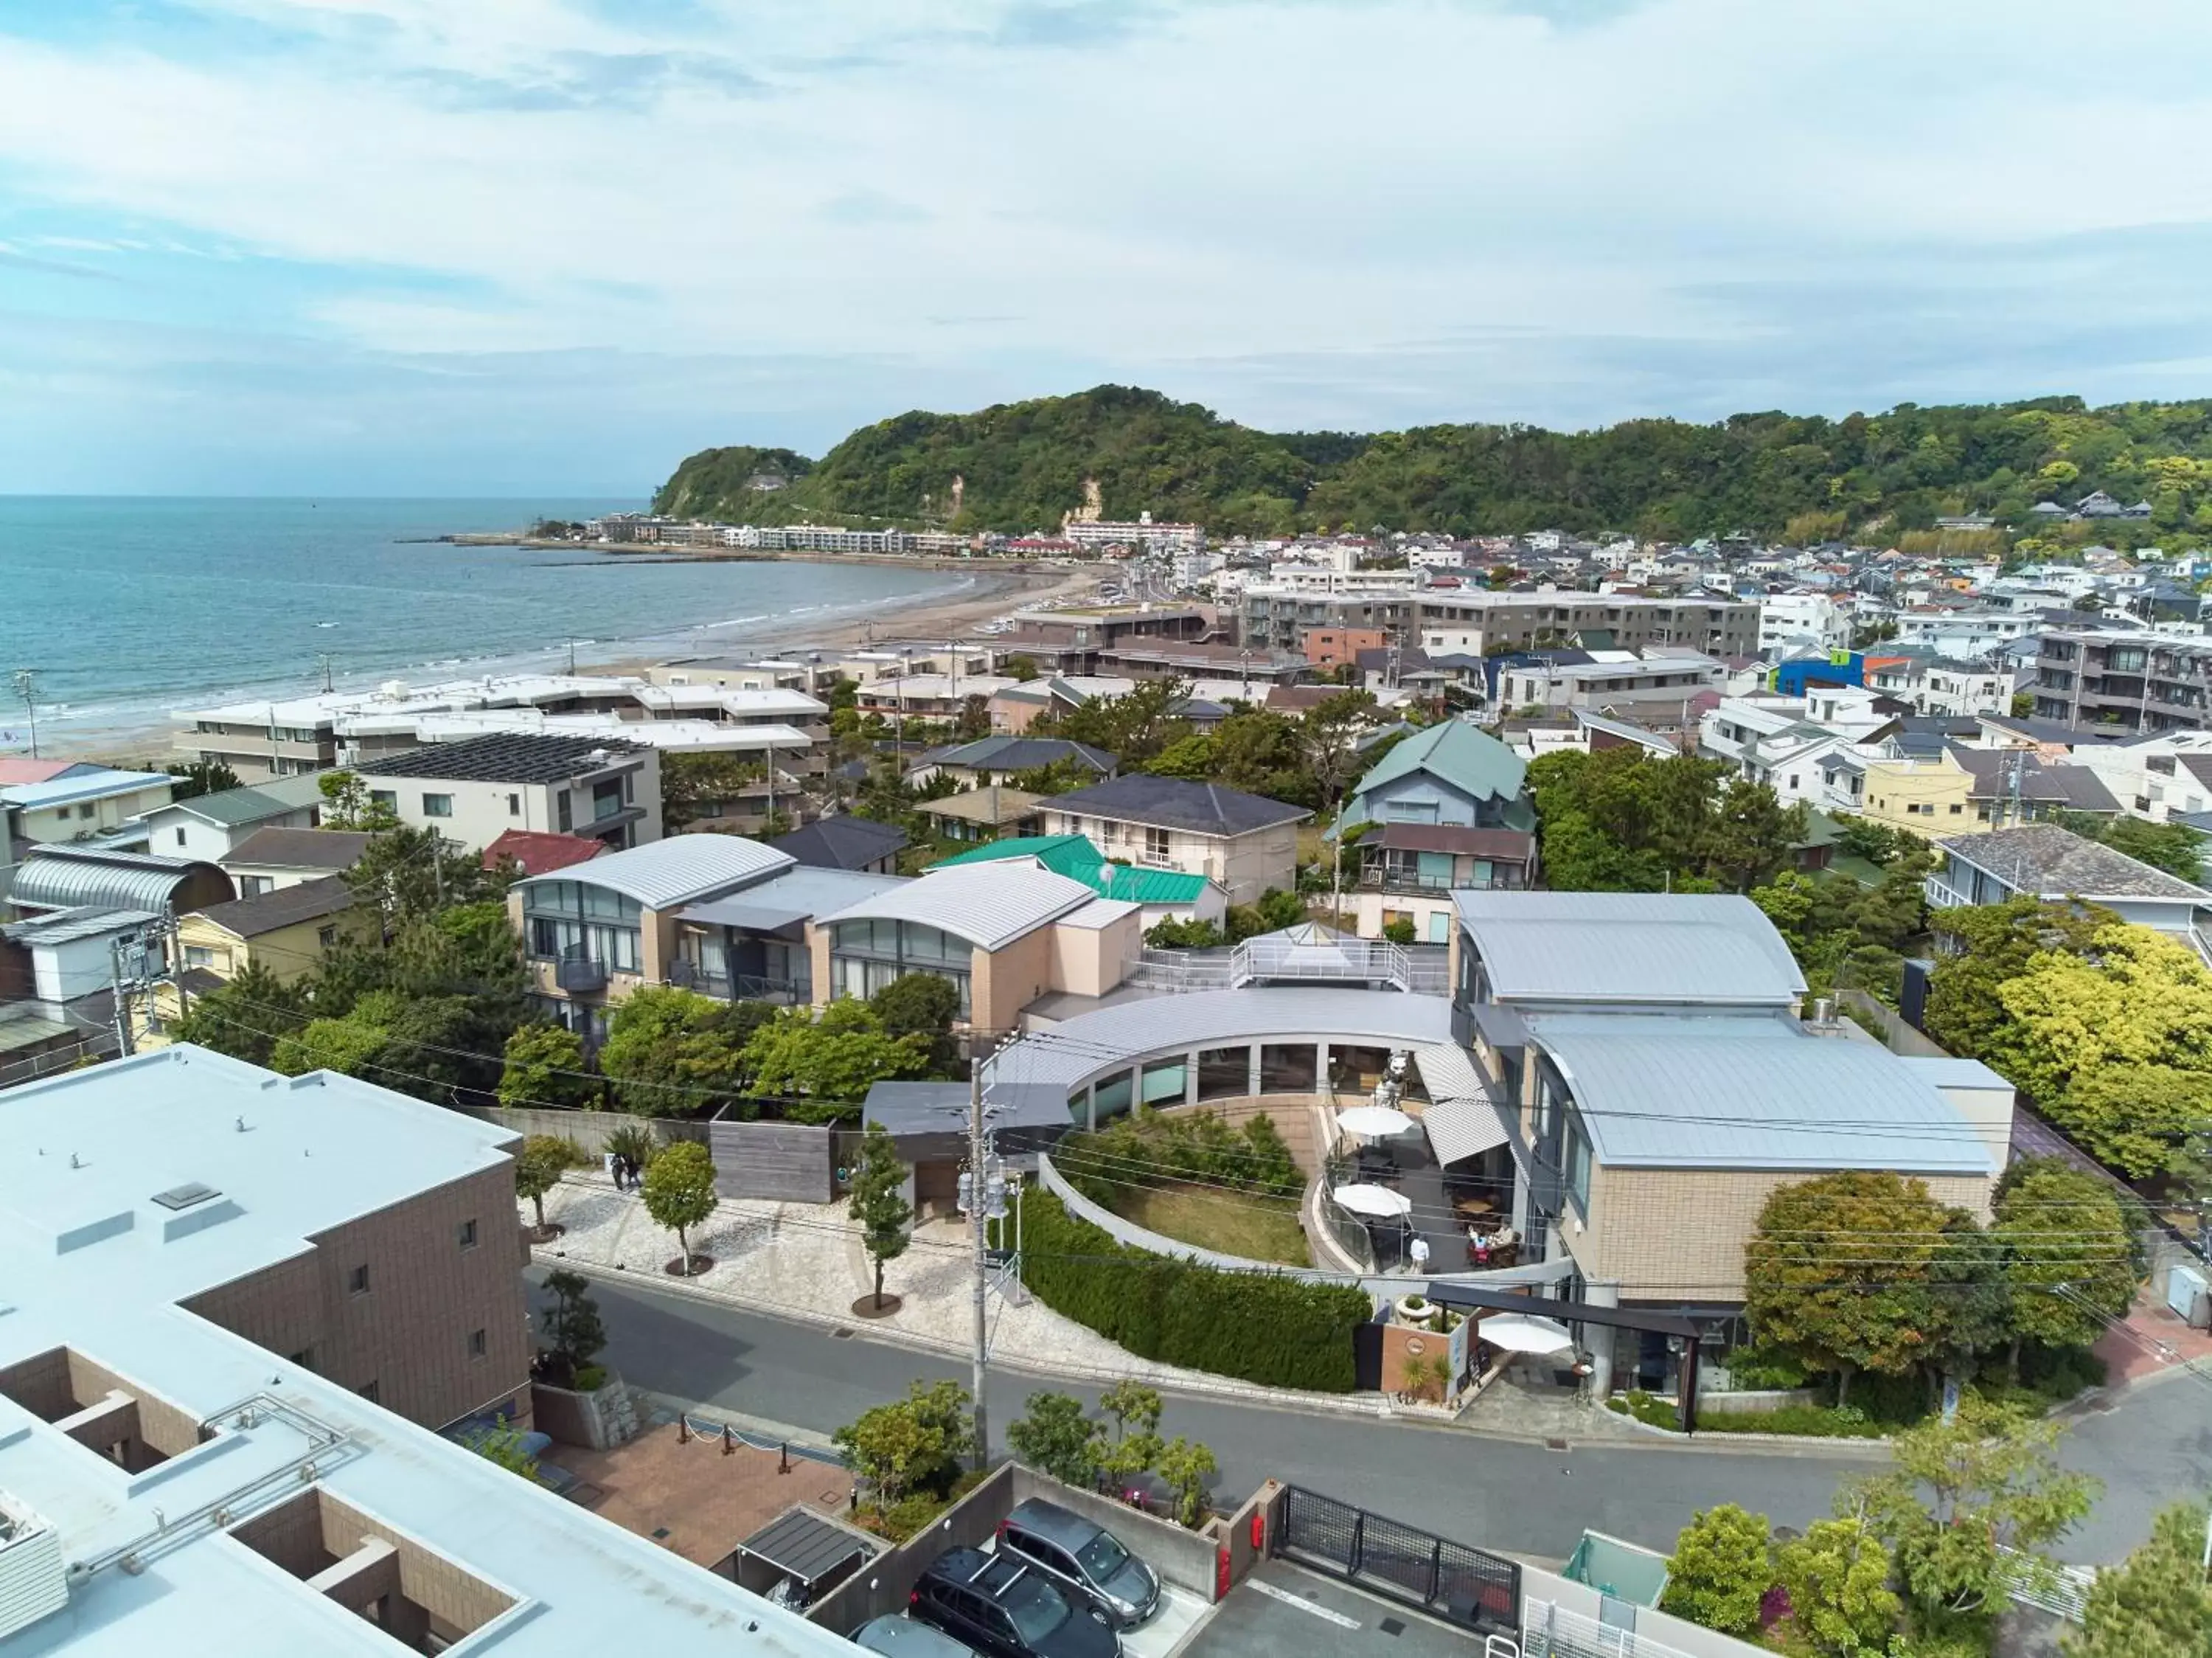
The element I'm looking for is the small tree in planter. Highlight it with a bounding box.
[1157,1435,1218,1529]
[537,1267,608,1389]
[1659,1504,1773,1637]
[1007,1392,1105,1488]
[515,1135,580,1238]
[1097,1380,1164,1495]
[641,1140,719,1275]
[848,1123,914,1314]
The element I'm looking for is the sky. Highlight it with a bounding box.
[4,0,2212,495]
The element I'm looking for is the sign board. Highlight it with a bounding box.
[1941,1375,1961,1423]
[1449,1309,1473,1384]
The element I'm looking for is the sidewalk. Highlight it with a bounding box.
[2091,1289,2212,1392]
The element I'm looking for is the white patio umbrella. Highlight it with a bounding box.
[1337,1105,1415,1138]
[1478,1314,1576,1357]
[1330,1183,1413,1219]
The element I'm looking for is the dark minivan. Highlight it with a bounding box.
[997,1499,1161,1629]
[909,1547,1118,1658]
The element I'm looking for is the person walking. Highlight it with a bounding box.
[605,1149,621,1190]
[1408,1233,1431,1278]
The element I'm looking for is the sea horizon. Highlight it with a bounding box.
[0,496,987,757]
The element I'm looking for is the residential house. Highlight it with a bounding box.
[769,814,908,875]
[987,676,1136,735]
[908,736,1116,791]
[218,826,375,895]
[810,861,1144,1030]
[136,773,330,864]
[3,844,234,920]
[1926,824,2212,946]
[672,864,908,1006]
[508,835,798,1038]
[1858,745,2117,836]
[928,835,1228,927]
[1043,777,1312,904]
[1340,721,1537,942]
[1494,651,1725,717]
[170,876,373,999]
[479,828,608,878]
[356,733,660,853]
[914,787,1048,845]
[854,674,1020,721]
[1,766,175,858]
[1450,892,2008,1319]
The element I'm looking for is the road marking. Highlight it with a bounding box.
[1248,1579,1361,1628]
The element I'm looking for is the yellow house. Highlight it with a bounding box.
[1860,744,2117,837]
[159,875,373,1011]
[1859,752,1979,835]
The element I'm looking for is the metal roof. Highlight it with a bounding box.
[737,1508,875,1592]
[221,827,374,871]
[356,732,643,783]
[2,906,159,946]
[1411,1044,1511,1166]
[992,988,1455,1094]
[1452,891,1806,1007]
[1352,718,1528,807]
[155,773,328,828]
[0,769,172,811]
[1047,775,1312,836]
[1521,1011,1994,1173]
[8,847,226,915]
[813,861,1099,951]
[515,833,793,909]
[679,867,908,933]
[928,836,1214,904]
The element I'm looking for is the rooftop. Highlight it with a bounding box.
[0,769,173,812]
[1351,721,1529,814]
[8,847,231,915]
[479,828,607,877]
[1938,823,2212,903]
[768,815,908,872]
[355,732,644,784]
[814,860,1101,951]
[920,736,1116,775]
[914,788,1046,827]
[1453,891,1807,1007]
[679,865,908,934]
[189,875,358,940]
[0,1048,854,1658]
[927,836,1216,904]
[148,774,330,830]
[1523,1011,1994,1173]
[1046,775,1311,837]
[513,833,794,909]
[221,827,374,873]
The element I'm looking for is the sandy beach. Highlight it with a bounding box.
[62,558,1100,766]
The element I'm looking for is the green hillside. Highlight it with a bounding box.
[653,386,2212,542]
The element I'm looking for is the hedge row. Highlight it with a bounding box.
[1019,1190,1370,1392]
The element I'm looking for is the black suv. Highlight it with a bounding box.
[909,1547,1119,1658]
[998,1499,1160,1628]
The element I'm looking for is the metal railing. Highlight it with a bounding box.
[1520,1600,1697,1658]
[1359,867,1458,893]
[556,946,608,993]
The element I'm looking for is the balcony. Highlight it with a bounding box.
[1923,873,1972,909]
[555,948,608,994]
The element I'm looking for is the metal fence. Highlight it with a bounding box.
[1127,940,1450,996]
[1276,1485,1519,1632]
[1520,1600,1685,1658]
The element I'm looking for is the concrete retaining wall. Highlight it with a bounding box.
[1037,1151,1312,1277]
[457,1106,832,1201]
[455,1104,709,1155]
[805,1466,1018,1635]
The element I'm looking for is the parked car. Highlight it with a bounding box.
[997,1499,1161,1628]
[909,1546,1118,1658]
[853,1613,976,1658]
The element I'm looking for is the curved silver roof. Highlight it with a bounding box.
[9,847,221,915]
[515,833,793,909]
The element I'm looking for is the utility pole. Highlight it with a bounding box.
[967,1052,991,1469]
[13,667,39,758]
[319,653,334,693]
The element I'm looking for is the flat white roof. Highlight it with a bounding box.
[176,673,822,729]
[0,1050,849,1657]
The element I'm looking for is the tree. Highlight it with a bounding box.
[1852,1395,2098,1640]
[597,987,759,1116]
[871,973,961,1074]
[1773,1516,1899,1658]
[741,1002,934,1120]
[2065,1501,2212,1658]
[1744,1173,1958,1403]
[270,1014,391,1082]
[1004,655,1040,682]
[953,693,992,740]
[319,769,400,830]
[170,962,308,1065]
[1527,746,1804,894]
[641,1140,719,1274]
[538,1267,608,1384]
[1989,923,2212,1107]
[1659,1505,1774,1637]
[1006,1392,1105,1488]
[1039,676,1191,766]
[499,1022,595,1110]
[344,821,506,932]
[164,757,240,799]
[1301,690,1378,816]
[661,752,765,831]
[1382,917,1416,945]
[833,1381,973,1508]
[515,1134,580,1232]
[1155,1435,1217,1528]
[1992,1160,2138,1380]
[848,1123,914,1311]
[1921,898,2110,1064]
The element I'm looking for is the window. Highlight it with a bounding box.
[240,875,272,898]
[508,792,522,816]
[557,792,574,831]
[288,1348,315,1371]
[369,788,397,814]
[317,925,339,948]
[467,1329,487,1360]
[422,792,453,818]
[358,1380,380,1404]
[1144,825,1172,862]
[175,827,187,846]
[458,1218,479,1250]
[184,946,216,969]
[592,778,625,820]
[347,1264,370,1296]
[1563,1112,1593,1214]
[1949,802,1963,814]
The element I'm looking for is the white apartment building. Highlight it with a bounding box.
[1255,563,1426,597]
[1062,514,1204,554]
[354,733,661,853]
[1496,650,1725,715]
[1756,592,1852,655]
[2071,730,2212,823]
[1891,609,2043,657]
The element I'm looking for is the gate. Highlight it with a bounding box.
[1276,1486,1520,1632]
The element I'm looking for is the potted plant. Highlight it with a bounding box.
[1394,1294,1438,1328]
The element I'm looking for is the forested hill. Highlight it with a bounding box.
[653,385,2212,541]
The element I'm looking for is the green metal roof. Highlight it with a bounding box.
[1351,721,1529,809]
[928,834,1213,903]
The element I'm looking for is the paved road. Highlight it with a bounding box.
[541,1272,2210,1566]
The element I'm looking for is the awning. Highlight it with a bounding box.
[737,1507,876,1593]
[678,897,813,934]
[1413,1044,1511,1166]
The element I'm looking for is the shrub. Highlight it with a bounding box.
[1660,1504,1773,1636]
[1018,1191,1369,1392]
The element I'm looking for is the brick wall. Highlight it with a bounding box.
[184,1162,532,1432]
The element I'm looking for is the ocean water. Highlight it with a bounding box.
[0,498,980,748]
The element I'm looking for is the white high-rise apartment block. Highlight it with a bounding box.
[1757,593,1852,655]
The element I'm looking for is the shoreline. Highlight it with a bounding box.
[58,557,1096,766]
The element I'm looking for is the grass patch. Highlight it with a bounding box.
[1605,1390,1888,1439]
[1105,1182,1312,1266]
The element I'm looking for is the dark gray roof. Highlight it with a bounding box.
[1975,714,2135,748]
[1940,824,2211,903]
[1046,775,1311,836]
[192,875,358,938]
[860,1080,1073,1141]
[767,815,908,871]
[223,827,375,871]
[737,1508,875,1590]
[924,736,1115,774]
[356,732,642,783]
